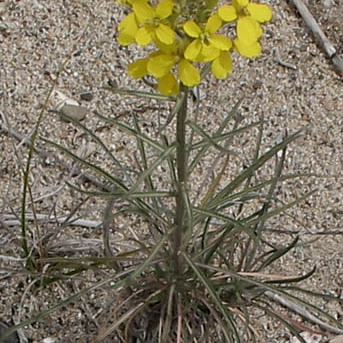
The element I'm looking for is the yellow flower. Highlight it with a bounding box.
[118,12,139,46]
[132,0,176,46]
[127,47,201,95]
[183,14,232,62]
[218,0,272,57]
[157,72,180,95]
[147,46,201,88]
[211,51,233,79]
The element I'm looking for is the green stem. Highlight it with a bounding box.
[173,87,188,277]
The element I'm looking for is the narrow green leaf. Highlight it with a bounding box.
[245,190,316,228]
[158,92,186,132]
[183,252,241,342]
[258,236,299,271]
[66,182,175,199]
[130,144,176,193]
[181,183,194,248]
[216,173,314,212]
[207,130,303,209]
[94,112,166,152]
[133,114,163,212]
[265,266,316,285]
[187,121,233,154]
[42,137,127,191]
[161,135,177,187]
[50,110,134,185]
[200,154,230,209]
[194,262,343,331]
[103,86,176,101]
[193,207,249,235]
[190,121,262,151]
[188,98,245,173]
[161,283,176,343]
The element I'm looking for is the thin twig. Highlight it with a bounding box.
[265,291,343,334]
[3,213,100,228]
[273,47,297,70]
[289,0,343,75]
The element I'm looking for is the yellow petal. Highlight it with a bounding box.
[209,34,232,51]
[237,17,261,44]
[183,21,202,38]
[205,14,222,33]
[135,26,153,45]
[218,5,237,22]
[118,13,137,31]
[147,54,175,77]
[156,0,174,20]
[184,39,202,61]
[133,1,155,23]
[118,30,136,46]
[200,44,220,62]
[178,59,201,87]
[157,72,179,95]
[155,23,175,45]
[128,58,149,78]
[211,52,232,79]
[234,38,261,57]
[118,13,138,46]
[247,3,272,22]
[156,40,178,54]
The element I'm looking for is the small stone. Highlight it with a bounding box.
[80,91,94,101]
[0,321,19,343]
[253,80,263,90]
[323,95,336,111]
[323,0,335,7]
[60,104,87,122]
[42,338,56,343]
[0,2,7,14]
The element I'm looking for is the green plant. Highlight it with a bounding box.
[2,0,343,342]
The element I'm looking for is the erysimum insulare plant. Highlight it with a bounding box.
[116,0,272,95]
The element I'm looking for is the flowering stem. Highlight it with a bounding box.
[173,87,188,278]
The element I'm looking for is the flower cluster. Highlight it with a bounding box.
[116,0,272,95]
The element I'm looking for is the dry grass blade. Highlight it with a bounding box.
[90,288,165,343]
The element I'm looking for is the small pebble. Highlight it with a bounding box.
[0,3,7,14]
[80,91,94,101]
[323,0,335,7]
[42,338,56,343]
[323,95,336,111]
[60,104,87,122]
[0,321,19,343]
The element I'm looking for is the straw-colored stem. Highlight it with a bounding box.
[173,88,188,277]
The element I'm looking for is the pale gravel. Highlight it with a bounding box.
[0,0,343,342]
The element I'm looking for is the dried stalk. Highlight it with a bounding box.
[289,0,343,75]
